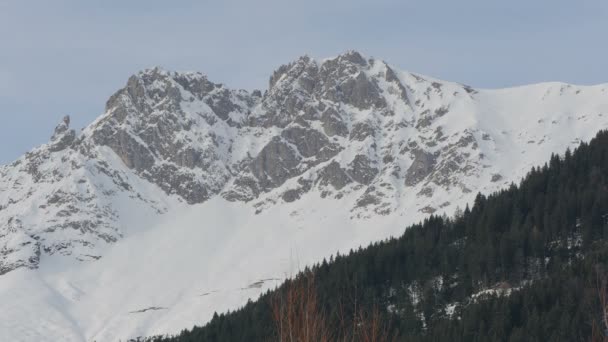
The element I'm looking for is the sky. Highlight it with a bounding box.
[1,0,608,164]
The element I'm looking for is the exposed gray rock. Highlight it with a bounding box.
[49,116,76,152]
[417,186,434,197]
[93,127,155,171]
[334,72,385,110]
[51,115,70,138]
[281,178,313,203]
[432,160,461,187]
[463,85,477,94]
[146,164,211,204]
[338,50,368,66]
[456,133,477,149]
[281,189,301,202]
[415,110,433,129]
[250,137,301,189]
[355,193,381,208]
[435,106,449,117]
[405,150,436,186]
[204,88,239,121]
[349,122,375,141]
[321,108,348,137]
[268,56,316,90]
[419,206,436,214]
[223,174,261,202]
[382,154,394,164]
[0,218,41,275]
[257,56,320,128]
[173,72,216,98]
[317,161,352,190]
[415,107,449,130]
[105,74,148,119]
[87,68,250,204]
[491,174,503,182]
[318,53,386,110]
[354,186,384,209]
[281,126,340,159]
[347,155,379,185]
[384,65,410,105]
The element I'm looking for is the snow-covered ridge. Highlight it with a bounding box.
[1,51,608,340]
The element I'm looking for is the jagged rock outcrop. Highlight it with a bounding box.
[49,115,76,152]
[317,161,352,190]
[91,68,250,203]
[320,107,349,137]
[250,137,301,190]
[405,149,436,186]
[280,126,340,160]
[347,155,379,185]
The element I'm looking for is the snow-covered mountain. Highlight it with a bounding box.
[2,51,608,341]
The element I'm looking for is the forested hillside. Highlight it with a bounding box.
[144,130,608,341]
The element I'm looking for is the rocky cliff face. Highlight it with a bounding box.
[2,51,608,275]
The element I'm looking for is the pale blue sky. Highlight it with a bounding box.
[1,0,607,164]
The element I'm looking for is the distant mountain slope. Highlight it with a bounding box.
[1,51,608,340]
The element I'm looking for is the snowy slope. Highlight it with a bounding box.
[2,51,608,341]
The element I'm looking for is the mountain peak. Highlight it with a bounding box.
[103,66,223,120]
[333,49,368,66]
[268,54,318,89]
[135,66,211,85]
[138,65,170,77]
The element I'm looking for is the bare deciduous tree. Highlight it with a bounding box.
[271,272,395,342]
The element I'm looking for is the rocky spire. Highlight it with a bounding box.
[51,115,70,138]
[49,115,75,152]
